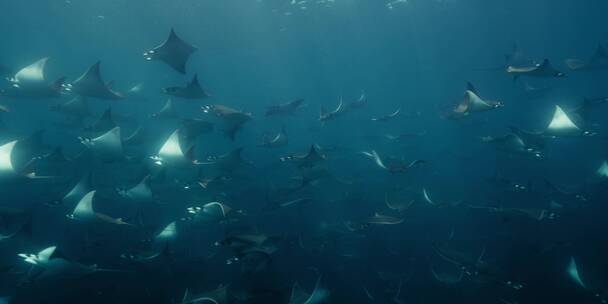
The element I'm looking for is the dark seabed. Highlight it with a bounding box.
[0,0,607,303]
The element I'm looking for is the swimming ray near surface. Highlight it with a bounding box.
[183,201,242,223]
[18,245,57,266]
[258,126,288,148]
[3,57,65,98]
[567,257,586,289]
[0,140,44,181]
[118,175,154,202]
[360,150,426,173]
[79,126,123,162]
[67,190,131,225]
[543,105,595,137]
[265,98,304,116]
[447,86,503,119]
[144,28,197,74]
[18,245,126,282]
[280,145,326,168]
[565,44,608,71]
[319,98,344,122]
[150,99,178,119]
[507,59,565,81]
[371,108,401,122]
[155,221,177,241]
[162,74,209,99]
[421,188,461,208]
[509,126,545,151]
[203,147,247,174]
[343,90,367,112]
[64,62,124,100]
[481,132,543,159]
[202,104,252,140]
[385,193,415,213]
[151,129,195,167]
[474,44,536,71]
[59,173,92,205]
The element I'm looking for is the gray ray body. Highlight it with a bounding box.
[144,28,197,74]
[162,74,209,99]
[66,62,124,100]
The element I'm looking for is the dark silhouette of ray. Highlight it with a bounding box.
[144,28,197,74]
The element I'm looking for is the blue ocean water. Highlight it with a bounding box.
[0,0,607,303]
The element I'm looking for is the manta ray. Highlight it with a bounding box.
[543,105,595,137]
[371,108,401,122]
[258,127,288,148]
[162,74,209,99]
[280,145,326,168]
[179,118,214,144]
[343,91,367,112]
[3,57,65,98]
[79,126,124,162]
[474,44,537,71]
[58,173,93,206]
[0,140,48,181]
[319,98,344,122]
[481,132,543,159]
[66,190,131,225]
[150,129,195,167]
[507,59,565,81]
[118,175,154,202]
[447,84,503,119]
[144,28,197,74]
[265,98,305,116]
[183,202,242,223]
[360,150,426,173]
[202,104,252,140]
[155,221,177,241]
[150,99,178,119]
[18,245,125,282]
[565,44,608,71]
[64,62,124,100]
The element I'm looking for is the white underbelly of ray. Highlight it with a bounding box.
[155,130,186,165]
[0,140,18,174]
[567,257,586,289]
[547,105,580,132]
[69,190,97,222]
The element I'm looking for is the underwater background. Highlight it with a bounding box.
[0,0,607,303]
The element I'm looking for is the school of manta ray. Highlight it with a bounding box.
[1,6,608,304]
